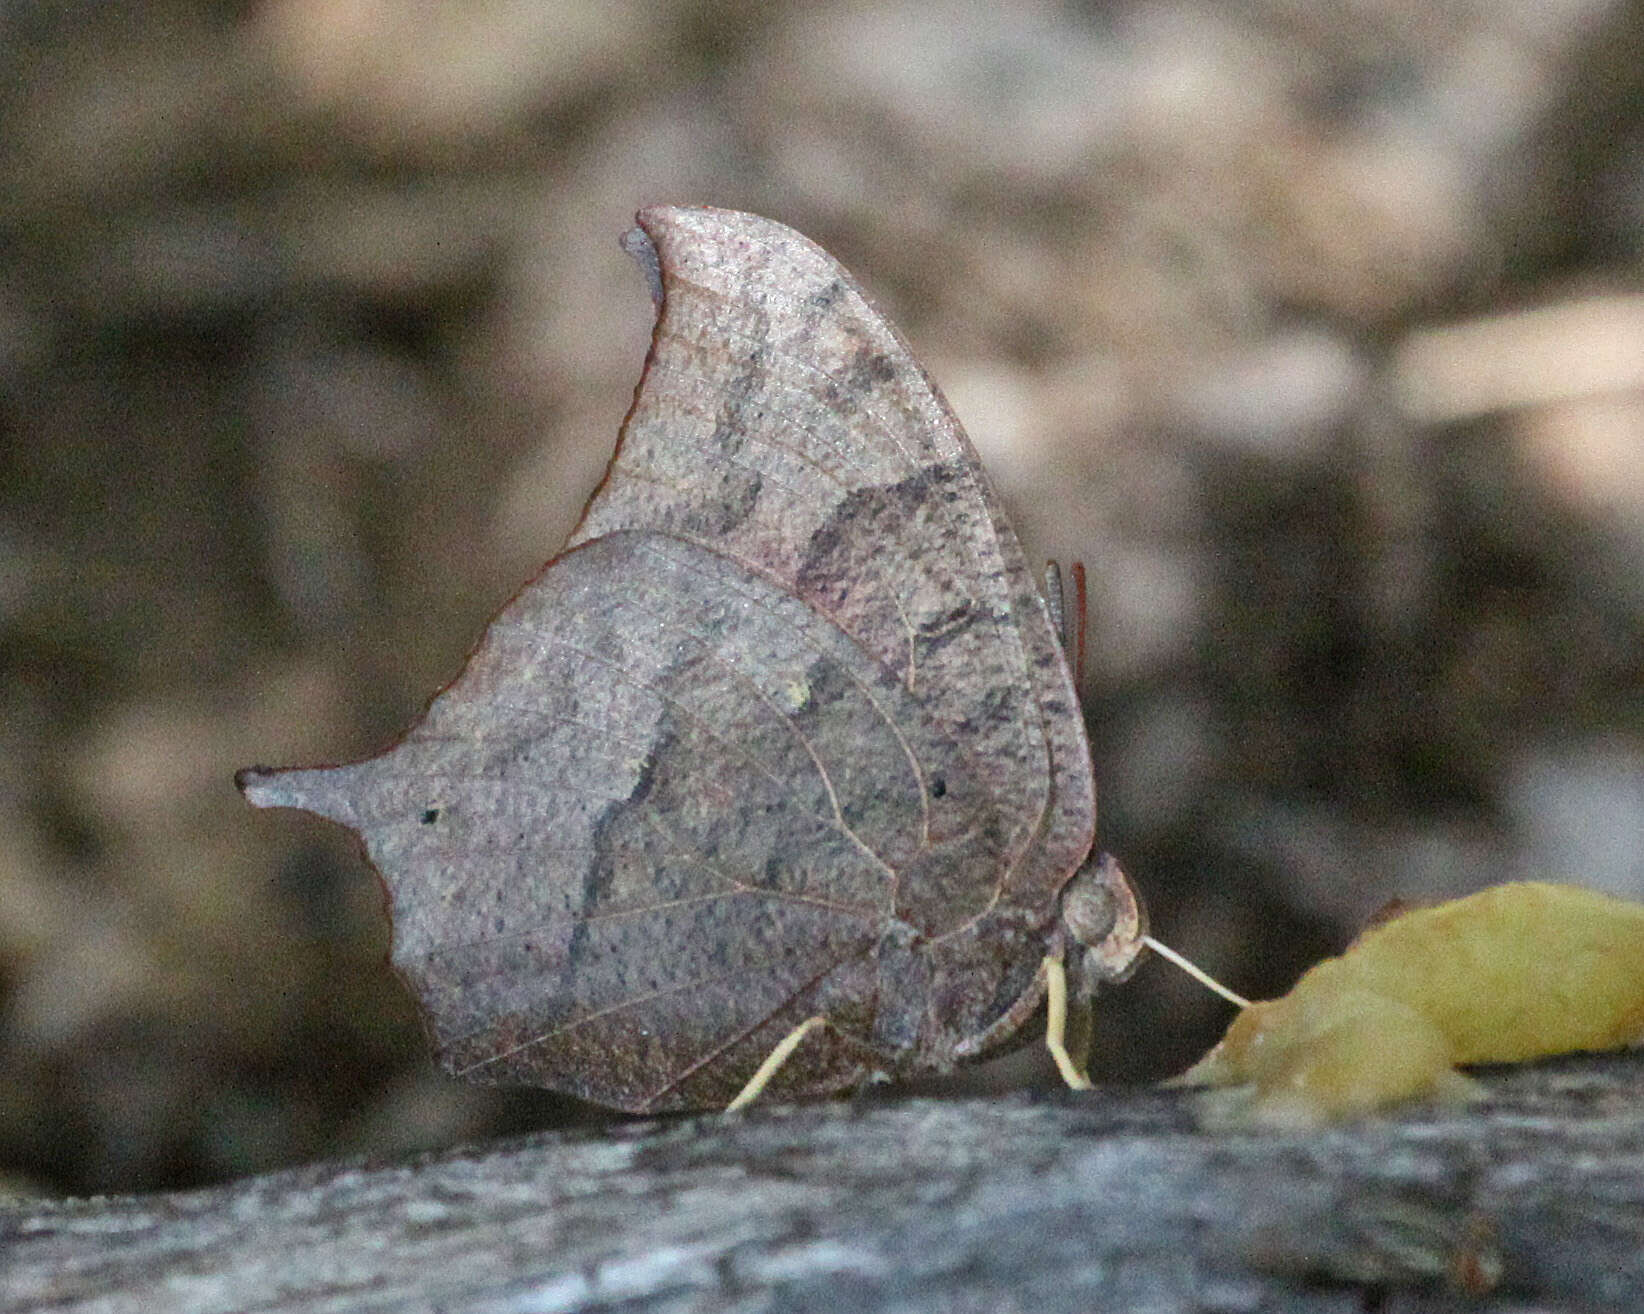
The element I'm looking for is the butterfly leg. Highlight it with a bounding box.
[1042,953,1094,1090]
[725,1015,831,1111]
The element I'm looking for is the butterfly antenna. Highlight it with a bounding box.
[1043,559,1090,690]
[1044,560,1066,653]
[1070,561,1087,691]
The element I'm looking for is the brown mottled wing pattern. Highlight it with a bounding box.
[240,207,1096,1112]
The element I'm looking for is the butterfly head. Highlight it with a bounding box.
[1059,852,1148,999]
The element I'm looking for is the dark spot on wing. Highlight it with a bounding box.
[810,279,845,310]
[853,350,897,385]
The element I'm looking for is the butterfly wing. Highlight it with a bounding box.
[242,208,1104,1110]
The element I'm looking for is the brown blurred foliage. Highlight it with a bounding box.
[2,0,1643,1193]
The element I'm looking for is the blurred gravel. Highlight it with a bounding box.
[2,0,1642,1193]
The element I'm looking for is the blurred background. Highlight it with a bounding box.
[3,0,1643,1195]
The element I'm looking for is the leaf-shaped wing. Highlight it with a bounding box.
[242,208,1107,1111]
[242,533,1025,1111]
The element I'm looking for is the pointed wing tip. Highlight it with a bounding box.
[633,202,716,228]
[625,205,770,311]
[631,204,793,249]
[236,762,352,826]
[632,202,677,226]
[629,203,691,250]
[625,205,742,307]
[235,764,282,807]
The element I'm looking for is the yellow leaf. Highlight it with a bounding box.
[1174,882,1644,1126]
